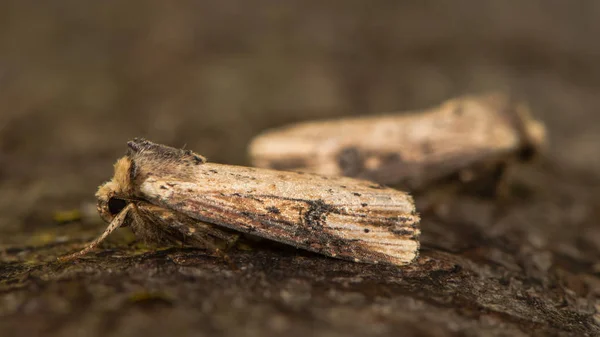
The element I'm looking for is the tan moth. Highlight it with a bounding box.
[62,139,420,266]
[248,93,547,191]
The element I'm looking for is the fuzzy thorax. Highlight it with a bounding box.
[95,156,134,223]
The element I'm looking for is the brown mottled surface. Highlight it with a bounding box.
[1,1,600,336]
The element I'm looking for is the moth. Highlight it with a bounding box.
[61,139,420,266]
[248,93,547,192]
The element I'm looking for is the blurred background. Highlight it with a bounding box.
[1,1,599,237]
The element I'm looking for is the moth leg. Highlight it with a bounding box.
[225,234,241,251]
[59,203,133,261]
[194,226,239,268]
[127,203,239,267]
[214,231,241,252]
[178,227,237,269]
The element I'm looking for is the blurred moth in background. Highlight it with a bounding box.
[248,93,547,193]
[61,139,420,266]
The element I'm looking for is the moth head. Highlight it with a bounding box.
[96,156,135,223]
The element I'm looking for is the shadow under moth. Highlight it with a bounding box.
[62,139,420,266]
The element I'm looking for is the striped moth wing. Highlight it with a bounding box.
[248,93,547,190]
[128,139,420,266]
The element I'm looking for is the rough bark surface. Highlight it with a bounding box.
[1,1,600,336]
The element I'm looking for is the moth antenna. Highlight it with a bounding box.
[59,204,133,261]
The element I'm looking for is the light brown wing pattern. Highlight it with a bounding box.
[136,160,419,266]
[248,93,546,189]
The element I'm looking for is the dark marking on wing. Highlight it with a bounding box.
[390,228,418,236]
[266,206,281,214]
[337,147,363,177]
[303,199,332,230]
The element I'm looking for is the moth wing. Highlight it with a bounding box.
[249,93,546,188]
[137,163,420,266]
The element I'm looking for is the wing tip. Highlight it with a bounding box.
[351,238,420,266]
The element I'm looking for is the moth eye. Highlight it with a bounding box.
[108,197,128,215]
